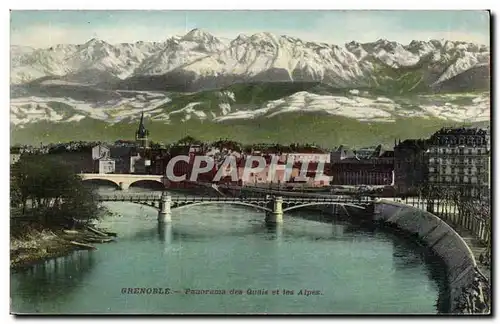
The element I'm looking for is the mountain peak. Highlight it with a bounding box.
[346,40,361,47]
[246,32,281,45]
[82,38,109,49]
[250,32,277,39]
[85,38,102,44]
[181,28,217,42]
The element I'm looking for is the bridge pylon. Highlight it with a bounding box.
[119,182,129,191]
[158,193,172,224]
[265,196,283,224]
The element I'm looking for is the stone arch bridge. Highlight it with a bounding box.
[96,192,374,224]
[80,173,167,190]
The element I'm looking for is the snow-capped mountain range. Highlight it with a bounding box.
[10,28,490,142]
[11,28,490,91]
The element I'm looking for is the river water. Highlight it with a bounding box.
[11,187,448,314]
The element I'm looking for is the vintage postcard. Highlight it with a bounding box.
[9,10,491,315]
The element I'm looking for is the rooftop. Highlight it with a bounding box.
[433,126,489,137]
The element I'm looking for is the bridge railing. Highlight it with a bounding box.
[95,192,374,204]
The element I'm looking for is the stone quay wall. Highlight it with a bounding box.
[374,200,490,314]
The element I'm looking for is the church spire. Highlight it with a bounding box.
[139,110,144,128]
[135,111,149,148]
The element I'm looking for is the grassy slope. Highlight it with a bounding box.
[365,56,432,95]
[158,82,348,115]
[11,81,489,147]
[161,81,487,116]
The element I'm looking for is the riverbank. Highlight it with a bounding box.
[11,229,81,271]
[10,220,115,271]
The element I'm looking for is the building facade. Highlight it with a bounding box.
[130,152,151,174]
[92,145,110,160]
[330,146,394,186]
[96,158,116,174]
[330,158,394,186]
[426,127,490,199]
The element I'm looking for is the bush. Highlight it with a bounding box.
[11,155,99,226]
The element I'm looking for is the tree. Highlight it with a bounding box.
[176,136,201,146]
[10,176,22,208]
[10,155,99,226]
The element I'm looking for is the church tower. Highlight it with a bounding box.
[135,111,150,148]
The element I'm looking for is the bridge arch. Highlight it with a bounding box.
[97,200,273,214]
[129,180,165,190]
[82,178,120,189]
[282,202,366,213]
[99,200,161,211]
[172,201,272,213]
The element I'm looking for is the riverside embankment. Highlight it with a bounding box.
[10,212,116,270]
[374,200,490,314]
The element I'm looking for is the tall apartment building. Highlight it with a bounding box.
[426,127,490,199]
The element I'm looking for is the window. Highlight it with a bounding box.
[468,149,473,155]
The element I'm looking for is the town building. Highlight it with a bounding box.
[109,146,133,174]
[96,158,116,174]
[92,144,115,173]
[130,152,151,174]
[426,127,490,199]
[330,145,357,162]
[394,139,430,195]
[330,145,394,186]
[285,153,331,164]
[92,144,110,160]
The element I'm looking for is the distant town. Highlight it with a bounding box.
[10,112,491,199]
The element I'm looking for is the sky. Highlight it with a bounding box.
[10,10,490,48]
